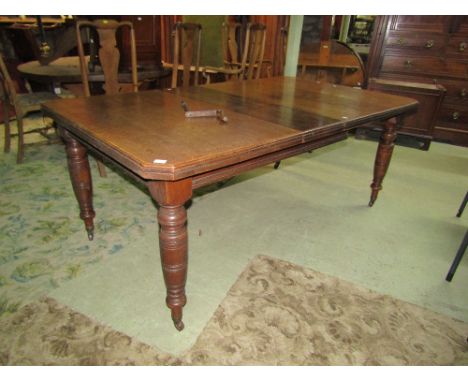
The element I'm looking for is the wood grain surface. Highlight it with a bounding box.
[42,77,417,180]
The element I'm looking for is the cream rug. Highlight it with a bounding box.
[1,255,467,365]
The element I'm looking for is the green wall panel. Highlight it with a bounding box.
[183,15,225,67]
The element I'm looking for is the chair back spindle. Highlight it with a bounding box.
[245,23,266,80]
[76,19,138,96]
[76,19,138,177]
[0,54,19,105]
[171,22,202,88]
[222,22,243,66]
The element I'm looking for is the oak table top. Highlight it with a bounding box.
[42,76,418,331]
[43,76,417,179]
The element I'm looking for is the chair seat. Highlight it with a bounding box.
[204,65,243,75]
[1,52,61,164]
[162,61,217,74]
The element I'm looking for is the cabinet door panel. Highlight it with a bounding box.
[451,16,468,34]
[388,16,451,33]
[121,15,162,68]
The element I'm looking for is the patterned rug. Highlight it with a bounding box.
[0,128,243,320]
[1,255,467,365]
[0,137,157,315]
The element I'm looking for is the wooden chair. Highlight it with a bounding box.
[222,22,245,70]
[203,22,249,82]
[168,22,202,88]
[0,53,59,164]
[76,19,138,176]
[446,191,468,282]
[76,19,138,96]
[203,22,267,83]
[244,23,267,80]
[276,22,289,76]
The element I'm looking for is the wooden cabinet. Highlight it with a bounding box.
[368,15,468,147]
[120,16,162,69]
[364,79,445,150]
[385,16,452,34]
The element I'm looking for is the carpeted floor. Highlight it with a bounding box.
[1,116,467,364]
[1,255,467,365]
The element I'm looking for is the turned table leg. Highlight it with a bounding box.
[148,179,192,331]
[60,128,95,240]
[369,117,399,207]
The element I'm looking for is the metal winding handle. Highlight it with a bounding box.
[181,100,228,123]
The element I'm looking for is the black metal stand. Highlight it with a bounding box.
[446,230,468,282]
[446,191,468,282]
[456,191,468,218]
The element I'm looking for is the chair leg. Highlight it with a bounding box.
[96,159,107,177]
[274,161,281,169]
[446,229,468,282]
[456,191,468,218]
[16,115,25,164]
[3,100,11,153]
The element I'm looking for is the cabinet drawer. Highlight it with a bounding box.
[434,79,468,105]
[437,104,468,129]
[385,32,445,54]
[433,126,468,146]
[446,36,468,58]
[380,55,468,77]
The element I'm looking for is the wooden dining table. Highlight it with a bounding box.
[18,56,171,94]
[41,76,418,331]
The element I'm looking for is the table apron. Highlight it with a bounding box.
[59,128,148,186]
[60,126,348,192]
[191,132,348,190]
